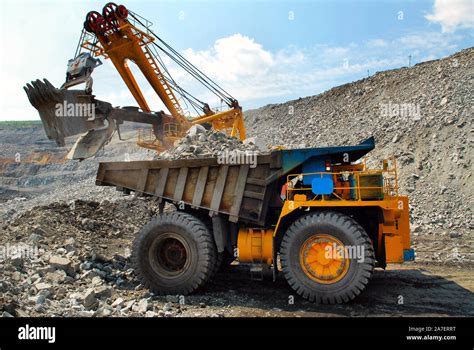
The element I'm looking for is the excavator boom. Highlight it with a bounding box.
[24,2,246,159]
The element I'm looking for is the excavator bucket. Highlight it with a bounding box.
[23,79,106,147]
[66,120,116,160]
[24,79,167,160]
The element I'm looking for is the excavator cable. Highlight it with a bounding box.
[74,29,86,58]
[149,44,206,115]
[150,40,231,107]
[150,40,233,105]
[128,12,235,106]
[150,45,207,107]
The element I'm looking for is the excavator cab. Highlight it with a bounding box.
[62,52,102,90]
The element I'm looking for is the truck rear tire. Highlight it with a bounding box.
[280,211,374,304]
[132,212,217,295]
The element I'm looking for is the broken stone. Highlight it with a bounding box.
[9,256,23,269]
[11,271,21,281]
[163,303,173,312]
[79,261,93,271]
[49,256,72,274]
[56,247,67,255]
[122,300,135,312]
[94,286,113,299]
[83,288,98,310]
[165,295,180,303]
[64,238,75,246]
[35,295,46,305]
[78,310,95,317]
[187,124,206,137]
[96,307,112,317]
[91,276,103,286]
[45,270,67,284]
[156,128,262,161]
[111,297,125,308]
[136,299,148,313]
[28,233,43,244]
[34,282,52,291]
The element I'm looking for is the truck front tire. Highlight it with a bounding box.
[132,212,217,295]
[280,211,375,304]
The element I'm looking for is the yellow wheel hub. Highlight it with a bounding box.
[299,234,349,284]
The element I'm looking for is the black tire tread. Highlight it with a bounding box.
[280,211,375,304]
[131,211,217,295]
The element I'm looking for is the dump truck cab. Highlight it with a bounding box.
[272,136,412,267]
[96,137,413,304]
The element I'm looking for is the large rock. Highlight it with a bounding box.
[49,256,75,276]
[82,288,98,310]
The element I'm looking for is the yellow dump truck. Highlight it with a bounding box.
[95,137,413,304]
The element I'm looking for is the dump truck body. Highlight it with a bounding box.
[97,155,277,226]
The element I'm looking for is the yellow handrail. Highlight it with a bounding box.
[285,158,399,202]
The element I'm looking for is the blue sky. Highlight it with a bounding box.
[0,0,472,120]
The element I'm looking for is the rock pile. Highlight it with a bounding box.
[156,125,264,160]
[0,199,228,317]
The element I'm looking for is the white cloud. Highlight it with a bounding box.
[323,47,350,57]
[426,0,474,32]
[173,36,413,106]
[367,39,388,48]
[397,32,461,50]
[183,34,274,82]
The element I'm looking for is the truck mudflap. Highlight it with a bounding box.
[403,249,415,261]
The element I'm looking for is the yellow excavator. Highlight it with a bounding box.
[24,2,246,159]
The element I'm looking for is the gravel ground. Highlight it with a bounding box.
[0,199,472,318]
